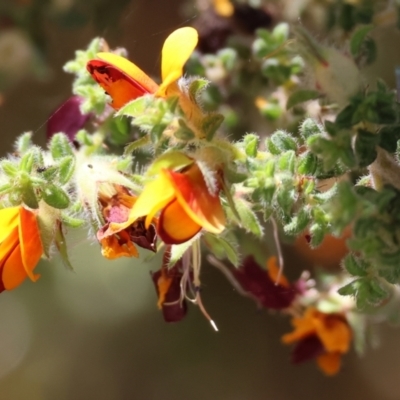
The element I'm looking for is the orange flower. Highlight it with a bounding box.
[0,206,43,291]
[111,159,225,245]
[212,0,234,17]
[87,27,198,109]
[282,307,352,375]
[96,185,157,259]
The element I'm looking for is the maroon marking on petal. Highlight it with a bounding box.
[232,256,296,309]
[46,96,91,141]
[291,335,325,364]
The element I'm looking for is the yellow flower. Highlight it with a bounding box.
[282,307,352,375]
[88,27,198,109]
[111,159,226,245]
[0,206,43,291]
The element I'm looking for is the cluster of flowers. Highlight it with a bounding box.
[0,26,355,376]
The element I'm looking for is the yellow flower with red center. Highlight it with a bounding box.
[110,156,225,245]
[0,206,43,291]
[87,27,198,109]
[282,307,352,375]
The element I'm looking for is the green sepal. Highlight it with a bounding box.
[54,222,74,271]
[49,133,74,159]
[309,223,327,248]
[201,113,224,141]
[355,129,378,167]
[297,152,318,175]
[0,183,12,195]
[20,172,39,209]
[41,184,70,209]
[174,119,195,141]
[188,78,209,105]
[343,253,368,277]
[270,130,297,152]
[286,89,320,110]
[15,132,33,154]
[1,160,18,177]
[117,95,153,118]
[123,135,150,156]
[19,151,35,173]
[61,213,85,228]
[146,152,193,176]
[243,133,259,157]
[278,150,296,173]
[58,156,76,185]
[378,126,400,153]
[233,197,263,238]
[350,25,373,57]
[283,208,310,236]
[203,232,239,267]
[168,237,197,268]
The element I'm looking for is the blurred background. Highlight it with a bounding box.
[1,0,400,399]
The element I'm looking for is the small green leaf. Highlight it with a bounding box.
[270,130,297,152]
[58,156,76,185]
[146,152,192,176]
[234,198,263,238]
[42,185,70,209]
[1,160,18,177]
[243,133,259,157]
[350,25,373,57]
[201,113,224,141]
[123,135,150,156]
[286,89,320,110]
[203,233,239,267]
[49,133,74,159]
[15,132,33,154]
[20,173,38,209]
[343,253,368,277]
[169,238,197,268]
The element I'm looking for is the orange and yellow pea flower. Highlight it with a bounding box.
[282,307,352,375]
[0,206,43,291]
[87,27,198,110]
[111,160,226,245]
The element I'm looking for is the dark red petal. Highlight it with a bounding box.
[46,96,91,141]
[291,335,325,364]
[151,255,187,323]
[232,256,296,309]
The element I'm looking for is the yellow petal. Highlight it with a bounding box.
[158,27,198,96]
[19,207,42,282]
[0,207,20,243]
[125,172,176,229]
[158,199,201,244]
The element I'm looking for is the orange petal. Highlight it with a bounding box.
[87,53,159,110]
[19,207,42,282]
[315,314,352,353]
[158,27,198,97]
[165,164,226,234]
[266,256,290,288]
[316,352,342,376]
[158,199,202,244]
[2,242,28,290]
[213,0,234,16]
[281,308,319,344]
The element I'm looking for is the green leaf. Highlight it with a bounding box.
[20,173,38,209]
[355,129,378,167]
[234,198,263,238]
[243,133,259,157]
[350,25,373,57]
[189,78,209,105]
[116,95,152,117]
[343,253,368,277]
[1,160,18,177]
[49,133,74,159]
[168,238,197,268]
[286,89,320,110]
[378,125,400,153]
[297,152,318,175]
[41,185,70,209]
[203,233,239,267]
[58,156,76,185]
[270,130,297,152]
[14,132,33,154]
[283,208,310,236]
[146,152,192,176]
[201,113,224,141]
[175,119,195,141]
[123,135,150,156]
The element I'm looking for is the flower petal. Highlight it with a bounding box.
[290,335,325,364]
[88,53,159,109]
[0,207,20,243]
[2,242,28,290]
[123,172,176,230]
[315,314,352,353]
[316,352,342,376]
[19,207,42,282]
[158,27,198,96]
[166,164,226,234]
[158,198,201,244]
